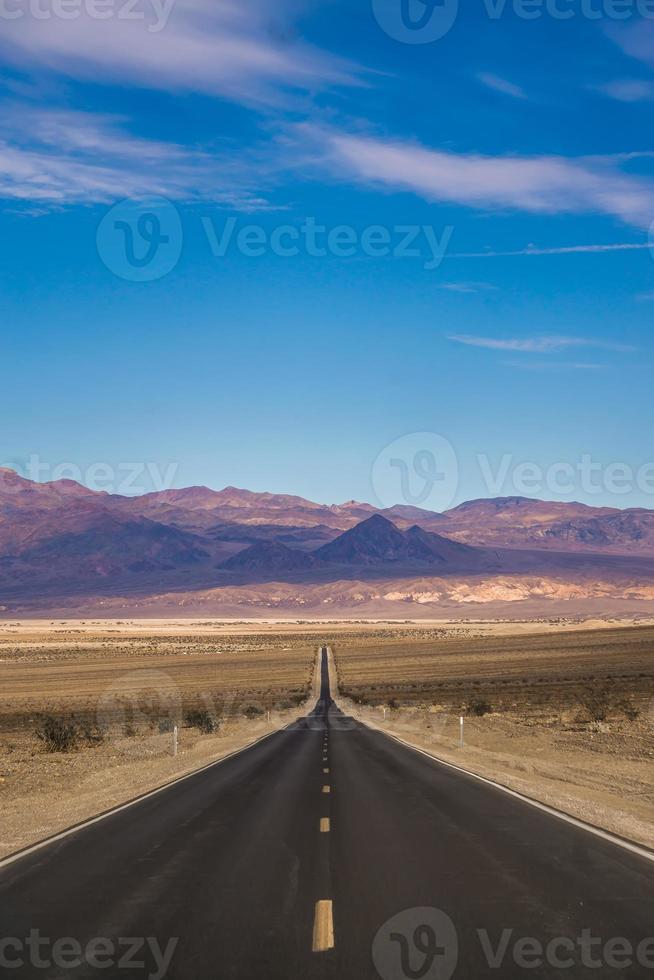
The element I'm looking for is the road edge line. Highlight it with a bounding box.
[0,724,290,872]
[357,716,654,865]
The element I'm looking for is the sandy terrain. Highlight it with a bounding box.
[332,625,654,707]
[0,629,315,731]
[8,583,654,619]
[3,613,653,639]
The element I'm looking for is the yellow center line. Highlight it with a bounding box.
[312,900,335,952]
[320,817,330,833]
[323,767,329,774]
[322,785,330,793]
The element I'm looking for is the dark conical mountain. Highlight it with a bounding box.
[314,515,406,564]
[314,514,478,566]
[403,524,477,562]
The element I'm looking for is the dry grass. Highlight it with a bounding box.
[0,631,317,734]
[333,625,654,714]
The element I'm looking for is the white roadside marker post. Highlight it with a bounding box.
[459,716,464,749]
[173,725,178,757]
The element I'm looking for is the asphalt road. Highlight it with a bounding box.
[1,648,653,980]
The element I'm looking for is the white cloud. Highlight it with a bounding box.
[448,334,635,353]
[437,281,498,293]
[451,242,651,257]
[0,106,272,206]
[503,360,603,371]
[609,19,654,71]
[593,79,654,102]
[1,107,188,162]
[309,127,654,228]
[0,0,359,108]
[477,72,527,100]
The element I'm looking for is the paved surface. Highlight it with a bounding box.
[1,648,653,979]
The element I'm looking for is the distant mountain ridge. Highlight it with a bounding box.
[2,468,654,610]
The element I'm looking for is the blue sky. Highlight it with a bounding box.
[1,0,654,508]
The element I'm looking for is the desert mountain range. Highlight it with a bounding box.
[2,468,654,616]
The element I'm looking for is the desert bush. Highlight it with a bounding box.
[576,686,612,723]
[243,705,264,720]
[185,709,217,734]
[470,699,492,717]
[78,720,106,745]
[619,699,640,722]
[36,716,79,753]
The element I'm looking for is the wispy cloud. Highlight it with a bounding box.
[592,79,654,102]
[477,72,527,100]
[309,128,654,228]
[448,334,635,353]
[0,106,273,207]
[0,2,364,208]
[609,19,654,71]
[450,242,651,258]
[0,0,359,109]
[503,360,603,371]
[437,281,498,293]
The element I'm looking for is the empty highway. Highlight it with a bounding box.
[1,648,653,979]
